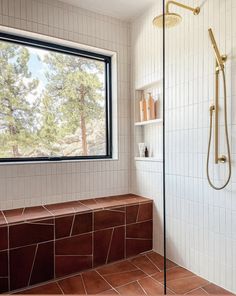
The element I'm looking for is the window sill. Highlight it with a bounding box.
[0,157,119,166]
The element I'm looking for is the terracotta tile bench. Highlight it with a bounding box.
[0,194,153,293]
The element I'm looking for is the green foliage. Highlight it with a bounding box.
[0,42,39,157]
[43,52,105,155]
[0,41,106,158]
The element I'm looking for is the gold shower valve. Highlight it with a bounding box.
[222,55,227,62]
[209,105,215,112]
[218,155,227,163]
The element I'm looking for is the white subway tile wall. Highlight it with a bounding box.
[131,0,236,293]
[131,2,164,256]
[0,0,131,210]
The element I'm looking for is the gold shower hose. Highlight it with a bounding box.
[206,69,231,190]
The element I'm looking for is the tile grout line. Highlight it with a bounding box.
[42,205,55,218]
[115,278,144,290]
[27,244,38,287]
[69,214,76,237]
[184,287,209,295]
[80,273,88,295]
[1,211,8,225]
[94,270,120,295]
[55,281,64,295]
[149,272,176,294]
[9,238,55,251]
[136,204,140,223]
[136,280,148,295]
[105,227,114,264]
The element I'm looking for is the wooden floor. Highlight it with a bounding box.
[15,251,234,295]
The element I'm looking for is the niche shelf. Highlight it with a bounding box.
[135,157,163,162]
[134,79,163,162]
[135,118,163,126]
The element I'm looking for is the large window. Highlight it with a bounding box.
[0,33,112,162]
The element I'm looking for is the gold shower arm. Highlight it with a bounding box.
[166,1,200,15]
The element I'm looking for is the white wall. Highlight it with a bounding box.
[131,2,164,255]
[131,0,236,293]
[0,0,131,210]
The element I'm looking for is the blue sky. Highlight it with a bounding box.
[27,46,48,94]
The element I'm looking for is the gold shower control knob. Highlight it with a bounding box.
[210,105,215,112]
[219,155,227,163]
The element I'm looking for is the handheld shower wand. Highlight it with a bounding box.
[207,29,231,190]
[208,29,225,71]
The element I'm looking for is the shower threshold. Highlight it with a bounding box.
[13,251,233,295]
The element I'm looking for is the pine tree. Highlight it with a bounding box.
[38,92,59,155]
[44,52,104,156]
[0,42,38,157]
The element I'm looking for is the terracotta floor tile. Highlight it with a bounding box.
[98,289,119,294]
[0,277,9,293]
[0,211,7,226]
[97,260,137,275]
[126,221,152,239]
[167,275,209,294]
[116,281,146,295]
[55,233,92,255]
[82,270,111,294]
[55,215,74,239]
[138,276,165,295]
[94,209,125,231]
[58,274,86,294]
[202,283,234,295]
[55,255,92,277]
[11,250,233,296]
[79,199,101,210]
[95,197,124,208]
[15,282,63,294]
[130,255,160,275]
[103,270,146,287]
[45,201,90,216]
[187,287,208,294]
[146,251,177,271]
[126,205,139,224]
[4,207,52,224]
[126,238,152,257]
[137,202,153,222]
[153,266,194,283]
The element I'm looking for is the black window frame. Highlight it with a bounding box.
[0,32,113,163]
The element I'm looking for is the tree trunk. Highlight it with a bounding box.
[81,113,88,156]
[9,125,20,157]
[12,144,19,157]
[80,90,88,156]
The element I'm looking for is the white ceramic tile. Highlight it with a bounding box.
[0,0,131,209]
[131,0,235,293]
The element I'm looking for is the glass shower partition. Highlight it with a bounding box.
[164,0,235,294]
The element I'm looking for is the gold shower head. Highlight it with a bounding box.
[153,12,182,28]
[153,0,200,29]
